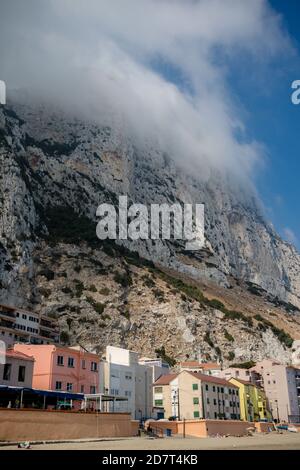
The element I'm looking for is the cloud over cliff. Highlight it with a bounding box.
[0,0,292,178]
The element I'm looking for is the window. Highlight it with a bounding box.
[57,355,64,366]
[82,359,86,369]
[68,357,74,368]
[221,387,224,393]
[80,385,85,393]
[214,398,217,405]
[212,386,216,392]
[193,397,199,405]
[192,383,198,391]
[125,374,132,380]
[22,314,27,320]
[91,362,98,372]
[205,384,209,391]
[155,387,163,393]
[229,389,232,395]
[193,411,200,418]
[155,399,163,406]
[90,385,96,394]
[3,363,11,381]
[125,391,132,397]
[207,398,210,404]
[18,366,26,382]
[56,381,62,390]
[67,383,73,391]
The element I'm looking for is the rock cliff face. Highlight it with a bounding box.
[0,98,300,364]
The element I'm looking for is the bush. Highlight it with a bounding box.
[153,288,165,302]
[99,287,110,296]
[224,329,234,342]
[121,309,130,320]
[60,331,70,344]
[227,351,235,361]
[74,280,84,298]
[155,346,176,367]
[113,271,132,288]
[88,285,97,292]
[229,361,256,369]
[61,286,73,294]
[204,331,214,348]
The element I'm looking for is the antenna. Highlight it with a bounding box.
[0,80,6,105]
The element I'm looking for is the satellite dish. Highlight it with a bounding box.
[0,80,6,105]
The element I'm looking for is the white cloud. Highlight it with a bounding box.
[0,0,292,181]
[283,227,298,246]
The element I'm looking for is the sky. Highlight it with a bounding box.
[0,0,300,248]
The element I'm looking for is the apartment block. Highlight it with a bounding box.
[153,370,240,420]
[219,367,262,384]
[0,304,60,347]
[13,344,100,395]
[252,359,300,423]
[100,346,170,419]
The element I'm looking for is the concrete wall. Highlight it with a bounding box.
[146,419,258,438]
[0,409,139,441]
[254,422,276,433]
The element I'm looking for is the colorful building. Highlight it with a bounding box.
[229,378,271,422]
[13,344,100,395]
[153,370,240,420]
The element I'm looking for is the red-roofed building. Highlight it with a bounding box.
[153,370,240,421]
[179,361,221,376]
[0,348,34,388]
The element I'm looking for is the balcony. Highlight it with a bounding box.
[0,310,16,320]
[0,318,16,329]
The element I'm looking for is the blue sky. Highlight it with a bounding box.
[233,0,300,248]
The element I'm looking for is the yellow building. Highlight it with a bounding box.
[153,370,240,420]
[229,378,272,422]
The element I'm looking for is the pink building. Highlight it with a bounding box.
[14,344,100,395]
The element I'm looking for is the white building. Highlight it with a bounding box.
[100,346,169,420]
[0,304,60,348]
[252,359,300,423]
[0,80,6,105]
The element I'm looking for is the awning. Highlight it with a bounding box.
[0,385,84,401]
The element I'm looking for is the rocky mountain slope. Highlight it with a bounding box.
[0,97,300,365]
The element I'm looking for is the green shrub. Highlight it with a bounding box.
[227,351,235,361]
[229,361,256,369]
[99,287,110,296]
[88,285,97,292]
[121,309,130,320]
[155,346,176,367]
[224,329,234,342]
[113,271,132,287]
[204,331,214,348]
[74,280,84,298]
